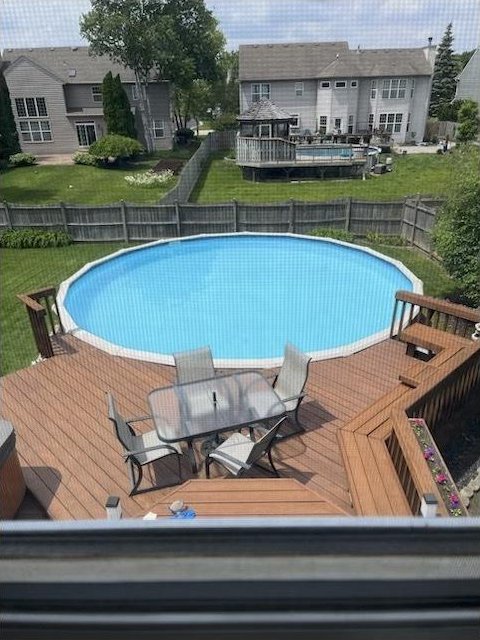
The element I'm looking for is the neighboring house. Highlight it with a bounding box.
[239,41,436,143]
[455,47,480,109]
[1,47,173,154]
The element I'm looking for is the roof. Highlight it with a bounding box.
[2,47,138,83]
[239,42,433,80]
[237,98,294,121]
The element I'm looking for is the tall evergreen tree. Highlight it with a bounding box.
[0,68,21,161]
[429,24,457,117]
[102,71,136,139]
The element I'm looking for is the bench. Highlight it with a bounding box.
[398,323,472,357]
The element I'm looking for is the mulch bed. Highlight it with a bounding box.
[152,158,185,175]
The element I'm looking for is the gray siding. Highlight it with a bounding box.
[64,84,105,110]
[455,48,480,108]
[5,59,78,154]
[145,83,173,150]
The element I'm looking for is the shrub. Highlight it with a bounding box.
[211,113,238,131]
[0,228,72,248]
[456,99,479,143]
[365,232,407,246]
[124,169,175,188]
[309,228,354,242]
[433,146,480,305]
[72,151,100,166]
[89,134,143,162]
[175,128,195,145]
[9,152,36,167]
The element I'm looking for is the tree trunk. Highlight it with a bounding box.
[135,72,154,152]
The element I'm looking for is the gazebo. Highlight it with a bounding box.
[236,98,295,138]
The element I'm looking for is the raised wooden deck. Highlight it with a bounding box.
[0,335,415,520]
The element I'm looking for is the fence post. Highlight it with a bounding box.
[232,199,238,233]
[2,201,13,229]
[59,201,68,234]
[174,200,181,237]
[120,200,128,243]
[289,199,296,233]
[344,197,352,232]
[411,194,420,247]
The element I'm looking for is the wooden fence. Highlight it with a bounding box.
[0,198,412,242]
[159,130,236,204]
[401,197,440,257]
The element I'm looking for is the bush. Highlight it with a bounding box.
[365,232,407,246]
[175,128,195,145]
[72,151,100,166]
[89,134,143,162]
[124,169,175,188]
[0,228,72,248]
[456,99,479,143]
[211,113,238,131]
[433,146,480,305]
[309,228,355,242]
[9,152,36,167]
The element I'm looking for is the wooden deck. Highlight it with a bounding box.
[0,335,415,520]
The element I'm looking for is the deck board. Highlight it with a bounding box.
[1,335,413,520]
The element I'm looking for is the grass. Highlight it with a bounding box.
[0,145,198,205]
[1,241,458,377]
[191,152,451,203]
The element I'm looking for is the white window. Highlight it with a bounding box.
[153,120,165,138]
[320,81,330,89]
[379,113,403,133]
[91,86,103,103]
[368,113,374,131]
[334,117,342,131]
[290,114,300,129]
[348,115,354,134]
[335,81,346,88]
[15,97,47,118]
[295,82,304,96]
[382,79,407,99]
[371,80,377,99]
[251,83,270,102]
[19,119,52,142]
[410,79,415,98]
[131,84,139,100]
[350,80,358,88]
[318,115,327,134]
[257,123,272,137]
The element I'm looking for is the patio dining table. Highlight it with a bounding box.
[147,371,286,473]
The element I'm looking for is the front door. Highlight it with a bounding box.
[76,122,97,147]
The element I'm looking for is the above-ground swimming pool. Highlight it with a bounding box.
[58,233,422,367]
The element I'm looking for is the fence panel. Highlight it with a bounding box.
[66,204,124,241]
[238,203,291,233]
[293,201,346,234]
[126,204,177,241]
[8,205,64,230]
[350,200,404,236]
[179,203,235,235]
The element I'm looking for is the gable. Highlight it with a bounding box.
[3,55,64,84]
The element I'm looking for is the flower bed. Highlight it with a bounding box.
[124,169,175,188]
[409,417,467,516]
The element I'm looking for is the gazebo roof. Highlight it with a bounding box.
[237,99,294,122]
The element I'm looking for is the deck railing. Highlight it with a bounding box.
[236,137,296,163]
[17,287,62,359]
[390,290,480,339]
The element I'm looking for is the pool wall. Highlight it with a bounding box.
[57,232,423,368]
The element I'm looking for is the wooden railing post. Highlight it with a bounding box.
[411,194,421,247]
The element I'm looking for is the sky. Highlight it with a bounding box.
[0,0,479,52]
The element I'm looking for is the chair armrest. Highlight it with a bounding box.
[208,450,250,470]
[279,392,305,404]
[125,443,179,459]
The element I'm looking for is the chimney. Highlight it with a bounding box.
[357,45,361,54]
[424,37,436,68]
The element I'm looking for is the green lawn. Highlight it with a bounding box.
[0,146,197,205]
[191,152,451,203]
[1,242,458,377]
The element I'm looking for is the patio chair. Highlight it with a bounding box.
[107,393,183,495]
[254,343,311,440]
[205,416,287,479]
[173,346,215,384]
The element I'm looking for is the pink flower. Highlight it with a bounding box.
[423,447,435,461]
[449,494,460,507]
[435,473,448,484]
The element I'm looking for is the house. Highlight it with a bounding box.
[455,47,480,109]
[1,47,173,154]
[239,41,436,144]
